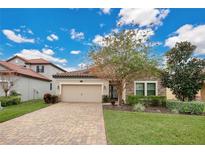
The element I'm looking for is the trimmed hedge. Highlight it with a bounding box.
[127,95,166,107]
[43,93,59,104]
[166,100,205,115]
[102,95,110,103]
[0,96,21,107]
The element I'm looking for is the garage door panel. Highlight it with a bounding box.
[61,85,102,103]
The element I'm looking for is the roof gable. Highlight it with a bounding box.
[0,61,51,81]
[6,55,67,72]
[7,55,29,63]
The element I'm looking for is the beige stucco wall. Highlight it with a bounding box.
[0,76,50,101]
[126,76,166,97]
[166,88,176,100]
[29,65,64,80]
[29,65,65,95]
[166,88,203,101]
[54,78,109,99]
[201,84,205,101]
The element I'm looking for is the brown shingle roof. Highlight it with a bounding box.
[0,61,51,81]
[53,68,98,78]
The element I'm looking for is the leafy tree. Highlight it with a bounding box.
[0,72,18,96]
[161,41,205,101]
[89,30,159,105]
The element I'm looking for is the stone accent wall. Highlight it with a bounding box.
[125,75,166,97]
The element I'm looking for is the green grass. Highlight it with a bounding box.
[0,99,49,123]
[104,110,205,145]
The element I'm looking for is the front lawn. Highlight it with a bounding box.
[104,110,205,144]
[0,99,48,123]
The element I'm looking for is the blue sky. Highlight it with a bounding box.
[0,8,205,71]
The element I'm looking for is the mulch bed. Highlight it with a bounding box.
[103,103,205,116]
[103,103,171,114]
[103,104,133,112]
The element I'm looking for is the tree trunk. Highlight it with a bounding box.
[4,89,8,97]
[117,89,123,105]
[117,81,124,106]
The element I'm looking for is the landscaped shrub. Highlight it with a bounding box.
[0,96,21,107]
[166,100,205,115]
[9,90,21,96]
[127,95,166,107]
[43,93,52,104]
[102,95,110,103]
[166,100,181,110]
[44,93,59,104]
[51,95,59,104]
[133,103,145,112]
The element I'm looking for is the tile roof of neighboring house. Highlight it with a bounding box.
[7,55,30,63]
[53,67,98,78]
[0,61,51,82]
[7,55,66,72]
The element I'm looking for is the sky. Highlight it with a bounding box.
[0,8,205,71]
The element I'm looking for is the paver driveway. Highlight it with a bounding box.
[0,102,107,145]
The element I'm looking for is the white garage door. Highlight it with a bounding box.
[61,84,102,103]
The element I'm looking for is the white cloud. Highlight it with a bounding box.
[99,23,105,28]
[60,27,68,32]
[14,29,20,32]
[111,28,119,33]
[92,34,106,46]
[61,66,77,72]
[59,47,65,51]
[27,29,34,35]
[165,24,205,55]
[42,48,55,55]
[16,49,67,64]
[100,8,111,14]
[6,43,13,47]
[47,34,59,41]
[117,8,169,27]
[78,63,87,69]
[2,29,35,43]
[70,29,85,40]
[70,50,81,54]
[92,28,154,47]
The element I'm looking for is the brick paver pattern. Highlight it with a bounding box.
[0,102,107,145]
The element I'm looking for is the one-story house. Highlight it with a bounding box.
[53,68,167,103]
[53,67,205,103]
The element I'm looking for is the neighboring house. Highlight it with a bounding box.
[0,55,66,101]
[7,55,66,93]
[0,61,51,101]
[53,68,166,103]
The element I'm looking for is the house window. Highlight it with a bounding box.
[147,83,156,96]
[50,83,52,91]
[41,65,44,73]
[136,83,145,96]
[36,65,40,72]
[36,65,44,73]
[135,81,157,96]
